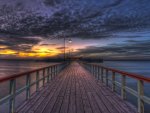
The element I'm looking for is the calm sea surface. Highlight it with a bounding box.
[103,61,150,77]
[0,60,149,112]
[0,60,56,77]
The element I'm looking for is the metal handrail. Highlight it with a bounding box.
[81,62,150,113]
[0,62,69,113]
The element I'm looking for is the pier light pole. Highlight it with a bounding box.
[68,39,72,60]
[64,37,66,61]
[63,37,72,61]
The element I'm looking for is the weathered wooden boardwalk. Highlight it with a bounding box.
[16,62,138,113]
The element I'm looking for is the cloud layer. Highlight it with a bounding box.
[77,40,150,60]
[0,0,150,38]
[0,0,150,59]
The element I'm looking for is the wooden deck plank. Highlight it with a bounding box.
[83,74,118,113]
[78,74,93,113]
[16,62,138,113]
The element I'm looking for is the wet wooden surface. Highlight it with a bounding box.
[17,62,138,113]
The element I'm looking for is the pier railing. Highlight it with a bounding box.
[0,62,69,113]
[81,62,150,113]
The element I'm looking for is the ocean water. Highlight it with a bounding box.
[103,61,150,77]
[0,60,56,77]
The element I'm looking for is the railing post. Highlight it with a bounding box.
[53,66,55,78]
[43,69,45,86]
[94,65,96,78]
[51,66,53,79]
[47,67,50,83]
[94,65,97,78]
[96,66,98,79]
[54,66,56,77]
[90,65,92,73]
[112,72,115,91]
[101,67,104,82]
[9,79,16,113]
[92,65,94,75]
[56,65,58,75]
[105,70,108,86]
[36,71,39,91]
[26,74,31,100]
[98,67,100,80]
[121,75,126,99]
[137,80,144,113]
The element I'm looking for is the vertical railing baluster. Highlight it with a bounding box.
[43,69,45,86]
[101,67,104,82]
[90,64,91,72]
[92,65,94,75]
[56,65,57,75]
[54,66,55,77]
[94,65,96,76]
[91,65,92,73]
[50,67,52,80]
[52,66,54,79]
[94,65,95,78]
[47,67,50,83]
[95,65,97,78]
[137,80,144,113]
[106,70,108,86]
[26,74,31,100]
[98,67,100,80]
[96,66,98,79]
[54,66,56,78]
[121,75,126,99]
[9,79,16,113]
[36,71,39,91]
[112,72,115,91]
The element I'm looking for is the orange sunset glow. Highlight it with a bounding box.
[0,44,77,58]
[0,39,86,59]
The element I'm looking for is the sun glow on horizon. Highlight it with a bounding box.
[0,44,62,58]
[0,49,17,55]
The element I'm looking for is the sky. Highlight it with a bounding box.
[0,0,150,60]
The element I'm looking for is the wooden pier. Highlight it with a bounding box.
[15,62,138,113]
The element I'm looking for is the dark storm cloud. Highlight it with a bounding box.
[0,0,150,39]
[39,44,57,46]
[77,40,150,59]
[56,46,68,50]
[0,35,41,51]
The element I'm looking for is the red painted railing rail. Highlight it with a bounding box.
[94,64,150,83]
[0,64,59,83]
